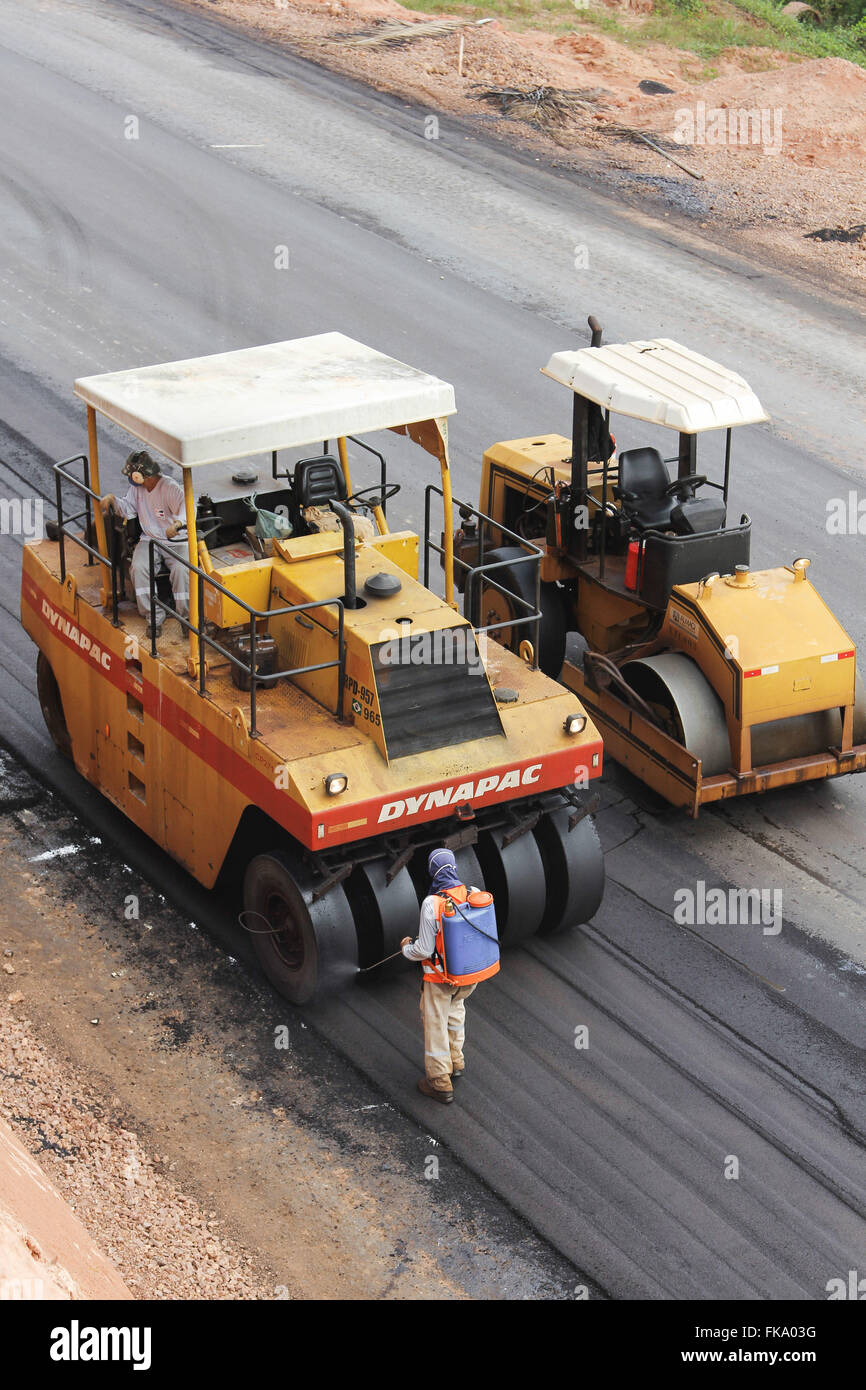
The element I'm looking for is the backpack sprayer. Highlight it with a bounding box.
[359,887,500,979]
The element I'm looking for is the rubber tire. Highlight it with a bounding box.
[36,652,72,760]
[345,859,416,975]
[476,825,547,945]
[478,547,568,678]
[243,850,358,1005]
[534,803,605,934]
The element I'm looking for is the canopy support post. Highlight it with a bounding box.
[337,436,353,496]
[570,394,589,562]
[678,431,697,481]
[439,433,455,609]
[86,406,112,605]
[183,470,202,678]
[723,428,732,504]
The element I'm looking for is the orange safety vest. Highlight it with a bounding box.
[422,885,500,987]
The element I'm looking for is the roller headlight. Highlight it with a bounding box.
[564,714,587,735]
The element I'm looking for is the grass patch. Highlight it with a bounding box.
[407,0,608,34]
[634,0,865,63]
[406,0,866,66]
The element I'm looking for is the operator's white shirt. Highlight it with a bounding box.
[117,477,184,539]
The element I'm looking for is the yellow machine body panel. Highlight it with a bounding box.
[575,576,647,655]
[481,435,572,497]
[480,435,618,584]
[481,435,618,499]
[663,568,856,726]
[202,531,419,630]
[201,557,272,628]
[275,528,418,578]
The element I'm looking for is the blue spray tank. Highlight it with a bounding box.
[438,889,500,986]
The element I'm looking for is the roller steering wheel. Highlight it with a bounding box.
[663,473,706,500]
[345,482,401,510]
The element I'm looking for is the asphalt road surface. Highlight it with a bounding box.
[0,0,864,1298]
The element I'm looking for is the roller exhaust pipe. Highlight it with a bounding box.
[329,499,359,608]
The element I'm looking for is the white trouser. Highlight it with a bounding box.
[131,536,189,620]
[420,981,476,1082]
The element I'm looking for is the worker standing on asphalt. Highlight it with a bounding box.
[401,848,481,1106]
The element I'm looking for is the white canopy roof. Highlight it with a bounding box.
[74,333,457,467]
[541,338,768,433]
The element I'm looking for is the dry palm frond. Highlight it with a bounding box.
[334,17,492,48]
[603,123,704,179]
[470,84,607,134]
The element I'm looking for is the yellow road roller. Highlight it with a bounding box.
[452,317,866,815]
[21,334,604,1001]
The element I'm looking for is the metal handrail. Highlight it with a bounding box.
[423,485,544,668]
[638,511,751,543]
[346,435,389,517]
[53,454,122,625]
[50,453,346,733]
[147,537,346,738]
[54,455,97,574]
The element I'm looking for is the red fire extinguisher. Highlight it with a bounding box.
[624,539,642,592]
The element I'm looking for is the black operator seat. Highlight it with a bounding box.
[615,447,678,532]
[293,455,348,510]
[616,446,726,536]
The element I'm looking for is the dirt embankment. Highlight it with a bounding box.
[0,1115,132,1300]
[185,0,866,288]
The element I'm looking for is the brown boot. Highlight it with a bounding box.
[417,1076,453,1105]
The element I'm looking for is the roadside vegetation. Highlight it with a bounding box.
[409,0,866,69]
